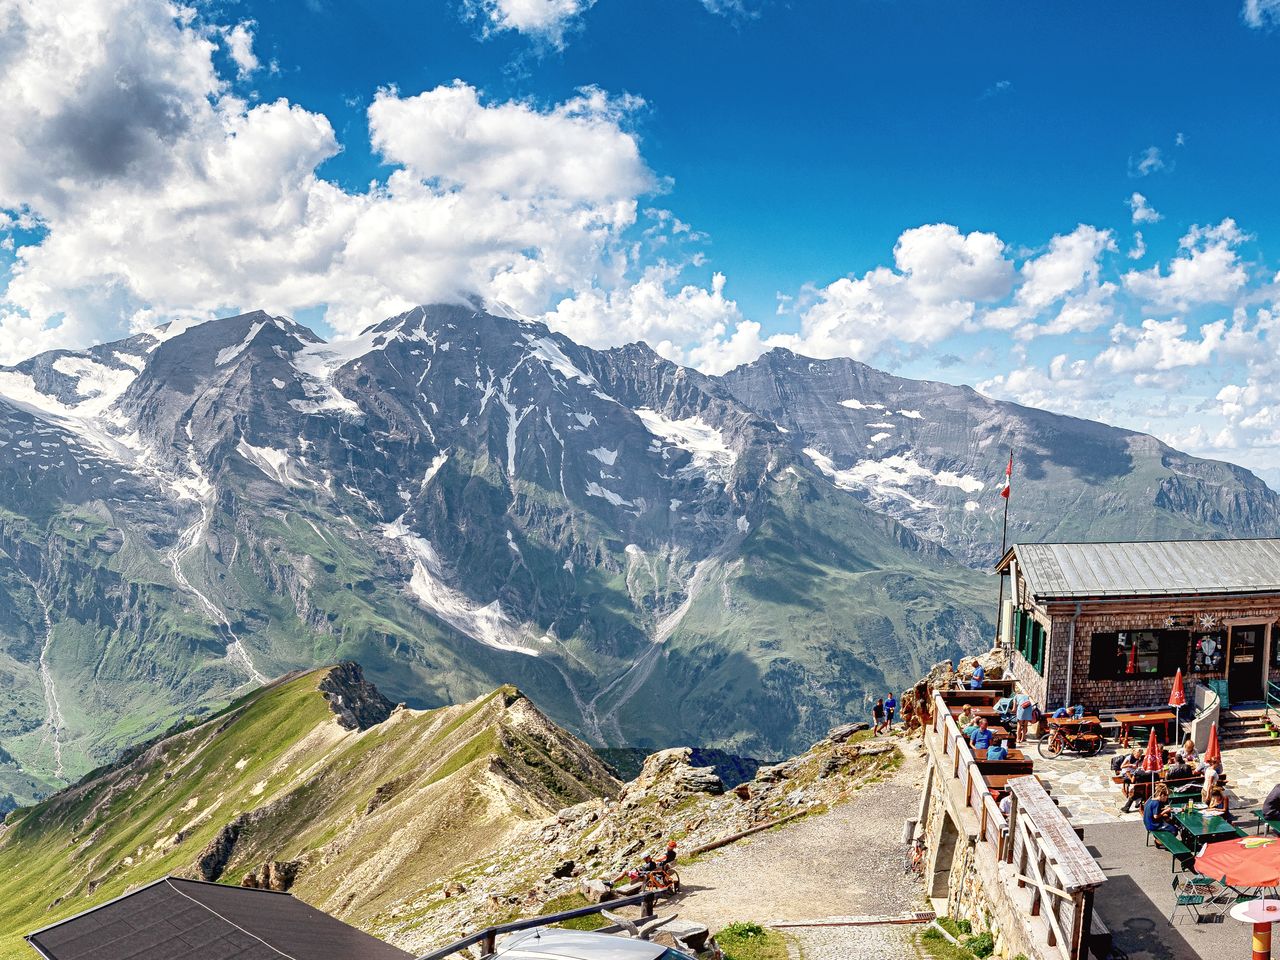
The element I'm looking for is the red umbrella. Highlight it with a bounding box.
[1142,727,1163,772]
[1169,669,1186,708]
[1196,836,1280,887]
[1205,722,1222,768]
[1126,643,1138,674]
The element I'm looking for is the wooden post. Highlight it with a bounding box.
[481,931,496,958]
[641,892,655,919]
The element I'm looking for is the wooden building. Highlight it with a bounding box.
[995,539,1280,713]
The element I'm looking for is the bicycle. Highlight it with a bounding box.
[903,839,925,878]
[643,864,681,894]
[1038,717,1105,759]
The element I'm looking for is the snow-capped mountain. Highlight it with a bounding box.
[0,301,1275,800]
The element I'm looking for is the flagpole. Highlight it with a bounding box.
[996,449,1013,651]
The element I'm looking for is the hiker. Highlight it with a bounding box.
[1015,693,1036,744]
[1143,783,1176,834]
[658,840,677,869]
[884,692,897,730]
[872,697,886,734]
[969,659,985,690]
[610,854,659,887]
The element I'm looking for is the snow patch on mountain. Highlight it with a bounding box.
[524,335,598,387]
[588,447,618,465]
[634,408,736,482]
[839,398,884,410]
[804,448,986,510]
[215,320,267,366]
[236,437,298,486]
[586,481,632,507]
[382,518,536,656]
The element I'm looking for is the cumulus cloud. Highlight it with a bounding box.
[1128,192,1161,224]
[1095,316,1253,374]
[978,355,1102,418]
[463,0,596,46]
[0,0,674,358]
[1122,219,1250,312]
[983,224,1116,339]
[222,22,259,78]
[1128,231,1147,260]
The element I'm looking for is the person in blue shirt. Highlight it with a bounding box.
[986,740,1009,761]
[884,693,897,730]
[970,717,994,750]
[969,659,985,690]
[1143,783,1175,833]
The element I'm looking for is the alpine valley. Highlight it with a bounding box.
[1,301,1277,803]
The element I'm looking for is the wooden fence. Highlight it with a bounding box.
[926,691,1106,960]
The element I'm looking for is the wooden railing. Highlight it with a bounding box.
[927,691,1105,960]
[413,891,657,960]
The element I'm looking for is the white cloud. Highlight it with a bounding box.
[1132,146,1165,176]
[770,224,1013,361]
[1128,192,1162,224]
[978,354,1100,417]
[223,22,259,78]
[463,0,596,46]
[1243,0,1280,27]
[983,224,1116,338]
[0,0,675,359]
[1128,231,1147,260]
[1095,316,1253,374]
[1122,219,1249,312]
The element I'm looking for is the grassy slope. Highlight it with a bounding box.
[0,669,617,960]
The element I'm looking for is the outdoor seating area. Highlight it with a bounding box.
[937,687,1046,805]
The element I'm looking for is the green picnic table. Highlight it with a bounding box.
[1173,807,1245,845]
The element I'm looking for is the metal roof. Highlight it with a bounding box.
[26,877,413,960]
[999,538,1280,601]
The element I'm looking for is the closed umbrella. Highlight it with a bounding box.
[1169,668,1186,744]
[1205,722,1222,769]
[1127,642,1138,674]
[1142,727,1163,772]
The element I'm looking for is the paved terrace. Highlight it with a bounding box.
[1036,742,1280,960]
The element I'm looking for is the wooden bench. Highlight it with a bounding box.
[1149,830,1194,871]
[942,690,1000,706]
[973,747,1025,761]
[977,759,1035,777]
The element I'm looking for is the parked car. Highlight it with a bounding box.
[497,929,704,960]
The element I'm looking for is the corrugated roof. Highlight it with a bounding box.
[1002,538,1280,601]
[26,877,413,960]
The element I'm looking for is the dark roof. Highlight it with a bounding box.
[26,877,413,960]
[997,538,1280,601]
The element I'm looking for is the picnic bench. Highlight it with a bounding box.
[1114,710,1177,747]
[973,747,1025,761]
[940,689,1001,706]
[1148,830,1195,872]
[1252,808,1280,836]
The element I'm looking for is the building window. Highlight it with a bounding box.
[1089,630,1189,680]
[1013,609,1046,676]
[1193,632,1225,673]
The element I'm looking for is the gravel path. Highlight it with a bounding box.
[671,734,928,956]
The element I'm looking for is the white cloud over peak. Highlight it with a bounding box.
[1128,192,1162,224]
[1122,219,1249,312]
[1132,146,1166,176]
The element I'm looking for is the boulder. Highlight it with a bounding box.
[551,859,576,879]
[579,878,617,903]
[443,881,467,898]
[827,722,870,743]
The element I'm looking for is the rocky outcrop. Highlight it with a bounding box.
[241,859,301,891]
[318,662,395,731]
[618,748,724,808]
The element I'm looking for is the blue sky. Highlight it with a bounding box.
[3,0,1280,476]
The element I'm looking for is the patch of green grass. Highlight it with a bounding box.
[716,921,788,960]
[919,926,975,960]
[543,893,608,931]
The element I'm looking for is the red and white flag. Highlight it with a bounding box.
[999,453,1012,499]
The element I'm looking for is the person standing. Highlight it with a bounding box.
[884,692,897,731]
[969,659,985,690]
[872,697,886,735]
[1014,693,1035,744]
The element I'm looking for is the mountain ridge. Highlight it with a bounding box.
[0,300,1274,797]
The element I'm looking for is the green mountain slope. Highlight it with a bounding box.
[0,664,617,960]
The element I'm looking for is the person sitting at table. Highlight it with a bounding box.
[1051,704,1084,720]
[1164,754,1195,782]
[999,792,1012,817]
[956,704,976,730]
[986,739,1009,761]
[970,717,994,750]
[968,659,985,689]
[1205,784,1232,821]
[1180,738,1199,765]
[1122,766,1158,813]
[1117,746,1144,794]
[1263,781,1280,822]
[1143,783,1176,834]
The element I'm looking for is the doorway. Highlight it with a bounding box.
[1227,626,1265,704]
